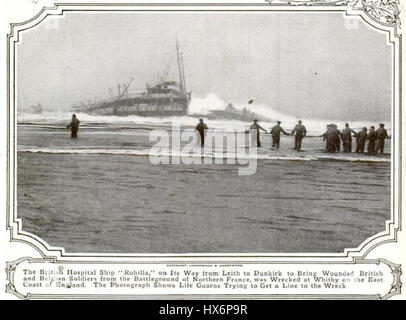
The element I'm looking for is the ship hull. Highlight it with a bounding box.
[73,96,190,117]
[87,110,188,117]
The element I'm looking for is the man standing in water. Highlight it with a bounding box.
[250,119,267,147]
[375,123,390,154]
[270,121,290,149]
[291,120,307,151]
[367,126,377,155]
[331,124,341,152]
[195,118,208,147]
[341,123,356,153]
[321,125,331,151]
[67,114,80,138]
[355,127,368,154]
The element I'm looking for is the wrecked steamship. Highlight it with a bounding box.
[71,42,191,116]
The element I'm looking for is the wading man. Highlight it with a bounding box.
[355,127,368,154]
[327,124,341,153]
[250,119,267,147]
[321,125,331,151]
[195,118,208,147]
[291,120,307,151]
[341,123,356,153]
[367,126,377,155]
[332,124,341,152]
[375,123,389,154]
[67,114,80,138]
[270,121,290,149]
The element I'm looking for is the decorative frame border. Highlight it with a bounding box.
[4,1,403,299]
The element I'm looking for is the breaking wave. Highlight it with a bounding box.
[17,93,391,136]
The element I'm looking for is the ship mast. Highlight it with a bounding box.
[176,39,185,94]
[180,53,186,94]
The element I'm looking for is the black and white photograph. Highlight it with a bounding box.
[1,0,404,301]
[15,6,395,254]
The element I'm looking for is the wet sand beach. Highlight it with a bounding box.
[16,124,391,253]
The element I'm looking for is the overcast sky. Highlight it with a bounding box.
[16,12,392,121]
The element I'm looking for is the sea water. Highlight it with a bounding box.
[15,112,391,253]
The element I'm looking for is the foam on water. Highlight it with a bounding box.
[17,146,390,163]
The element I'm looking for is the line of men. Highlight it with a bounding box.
[249,119,307,151]
[196,118,307,151]
[196,118,390,154]
[321,123,390,155]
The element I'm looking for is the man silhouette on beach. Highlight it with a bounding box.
[250,119,267,147]
[367,126,377,155]
[341,123,356,153]
[375,123,389,154]
[291,120,307,151]
[67,114,80,138]
[195,119,208,147]
[355,127,368,154]
[270,121,290,149]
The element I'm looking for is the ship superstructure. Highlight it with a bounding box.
[72,42,191,116]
